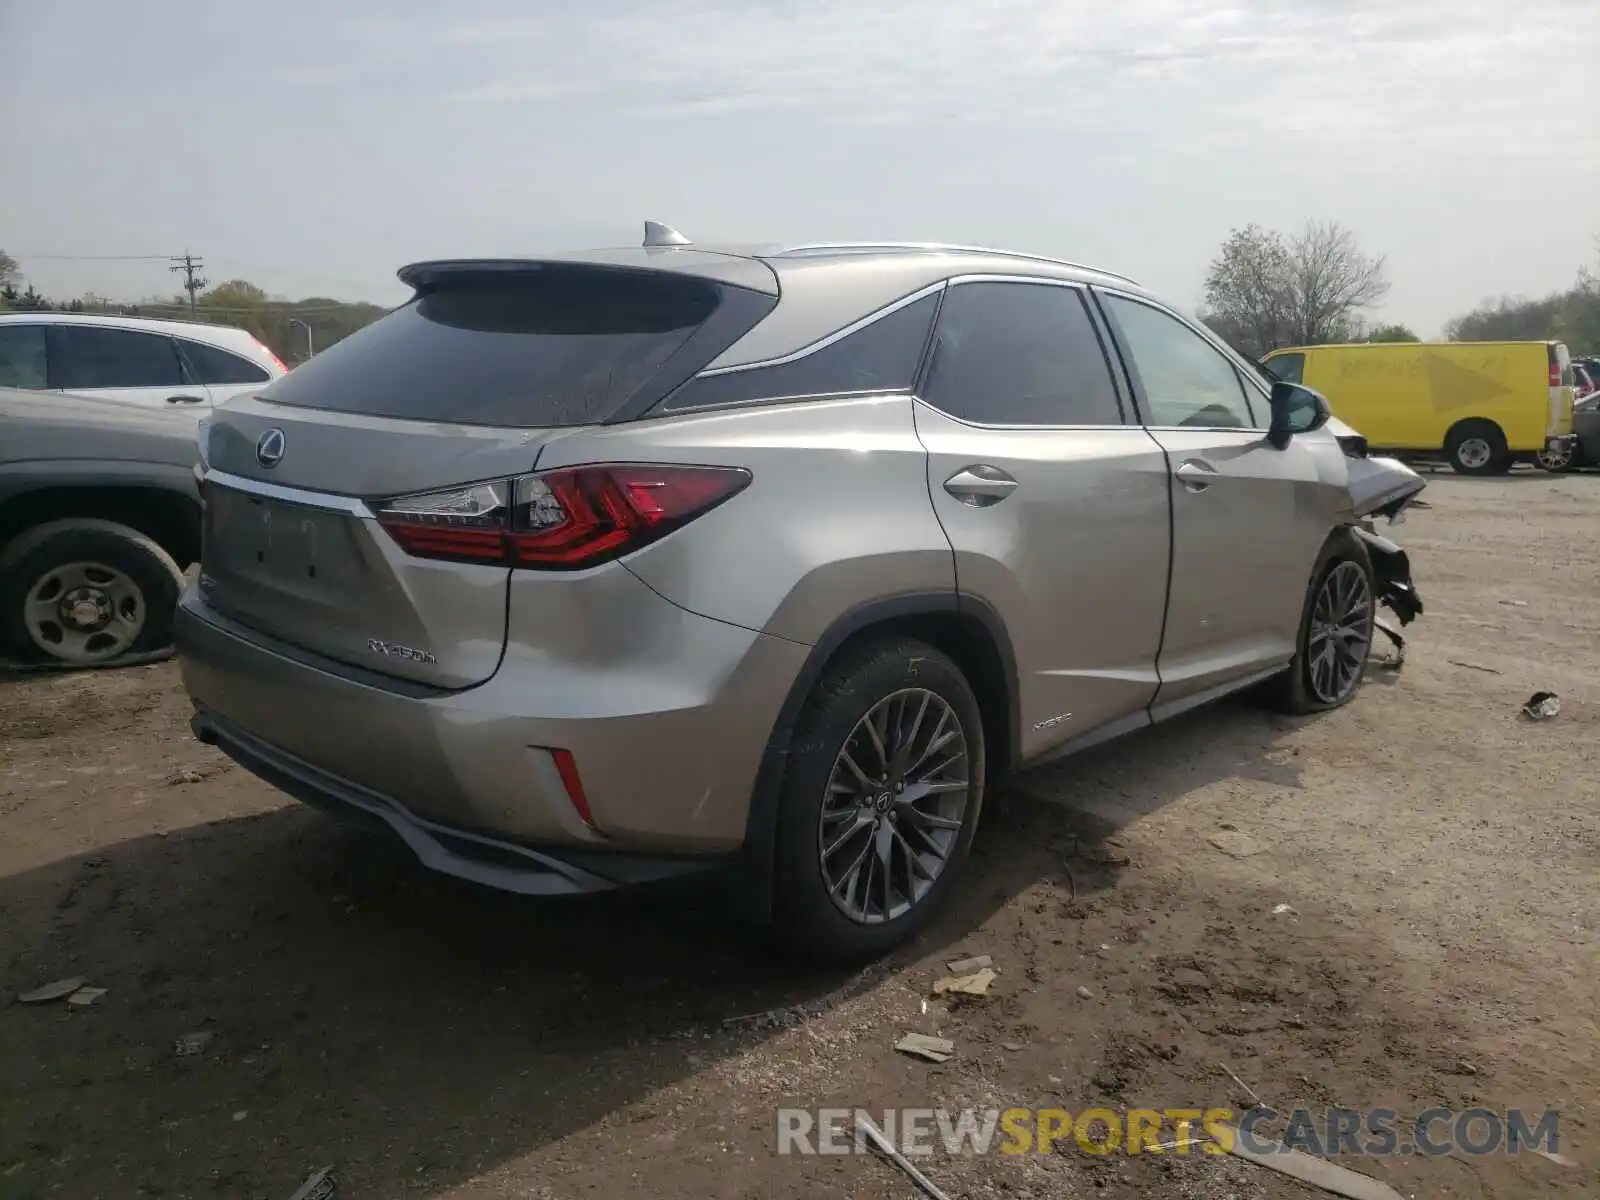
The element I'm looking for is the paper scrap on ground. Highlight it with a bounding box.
[946,954,992,974]
[1219,1124,1404,1200]
[933,968,996,997]
[18,977,87,1004]
[894,1033,954,1063]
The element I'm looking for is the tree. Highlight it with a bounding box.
[0,250,17,290]
[1203,221,1390,357]
[1366,323,1420,343]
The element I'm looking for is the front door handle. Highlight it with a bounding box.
[166,394,206,405]
[943,465,1019,507]
[1175,459,1218,492]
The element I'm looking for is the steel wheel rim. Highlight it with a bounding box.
[818,688,971,925]
[1306,560,1372,704]
[1457,437,1491,469]
[23,561,145,664]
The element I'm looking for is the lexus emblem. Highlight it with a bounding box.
[256,428,286,469]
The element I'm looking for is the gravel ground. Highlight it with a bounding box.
[1,470,1596,1199]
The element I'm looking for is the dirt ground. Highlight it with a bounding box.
[2,470,1597,1199]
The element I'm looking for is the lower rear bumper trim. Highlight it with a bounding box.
[191,709,722,896]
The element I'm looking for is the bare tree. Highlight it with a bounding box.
[1203,221,1390,357]
[0,250,18,289]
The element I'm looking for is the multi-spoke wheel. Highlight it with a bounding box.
[0,519,186,666]
[818,688,971,925]
[1305,560,1373,705]
[774,639,986,962]
[1261,531,1377,715]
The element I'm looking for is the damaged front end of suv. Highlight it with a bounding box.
[1329,417,1426,665]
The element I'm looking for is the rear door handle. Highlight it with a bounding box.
[166,394,206,405]
[1175,459,1218,492]
[943,465,1019,507]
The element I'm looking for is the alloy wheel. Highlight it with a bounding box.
[23,561,146,664]
[1537,443,1574,471]
[818,688,971,925]
[1306,560,1373,704]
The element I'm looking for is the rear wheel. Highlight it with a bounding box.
[1445,420,1510,475]
[1261,531,1376,715]
[771,638,986,963]
[0,519,185,666]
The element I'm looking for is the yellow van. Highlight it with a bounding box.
[1261,341,1577,475]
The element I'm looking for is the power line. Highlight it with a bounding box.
[9,253,175,261]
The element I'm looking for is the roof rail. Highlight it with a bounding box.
[768,241,1139,286]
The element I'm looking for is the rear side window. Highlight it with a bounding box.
[662,292,938,412]
[56,326,184,389]
[920,282,1123,426]
[264,268,722,427]
[0,325,48,389]
[1264,353,1305,384]
[180,338,271,385]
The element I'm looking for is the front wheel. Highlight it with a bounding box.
[772,638,986,963]
[1536,441,1576,472]
[1261,532,1376,715]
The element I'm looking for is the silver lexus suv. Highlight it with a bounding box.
[178,228,1409,961]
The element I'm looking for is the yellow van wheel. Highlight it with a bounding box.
[1445,420,1510,476]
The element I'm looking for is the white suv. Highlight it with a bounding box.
[0,313,287,418]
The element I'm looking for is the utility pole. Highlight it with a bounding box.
[169,253,206,315]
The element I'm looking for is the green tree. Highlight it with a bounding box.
[1366,323,1420,343]
[0,250,18,290]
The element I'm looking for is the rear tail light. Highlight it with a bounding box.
[255,338,289,374]
[375,464,751,570]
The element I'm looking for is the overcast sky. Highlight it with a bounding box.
[2,0,1596,335]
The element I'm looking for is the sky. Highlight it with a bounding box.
[1,0,1596,336]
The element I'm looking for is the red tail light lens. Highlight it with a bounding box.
[375,465,750,570]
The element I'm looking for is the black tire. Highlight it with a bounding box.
[1260,529,1376,716]
[0,519,185,665]
[771,638,986,963]
[1445,420,1510,476]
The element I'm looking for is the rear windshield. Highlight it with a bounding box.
[263,267,720,427]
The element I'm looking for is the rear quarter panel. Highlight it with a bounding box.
[531,394,958,643]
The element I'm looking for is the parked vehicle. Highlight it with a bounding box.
[1574,364,1596,400]
[0,313,286,419]
[0,386,201,666]
[177,229,1425,961]
[1261,340,1576,475]
[1557,392,1600,470]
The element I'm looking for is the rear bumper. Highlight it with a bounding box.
[190,708,722,895]
[174,576,808,856]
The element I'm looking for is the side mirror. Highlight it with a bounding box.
[1268,381,1331,449]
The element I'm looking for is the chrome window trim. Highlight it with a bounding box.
[1091,284,1270,433]
[694,281,948,378]
[204,468,375,517]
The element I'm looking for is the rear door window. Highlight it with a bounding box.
[662,292,937,411]
[0,325,48,389]
[179,339,271,385]
[264,267,725,427]
[919,281,1124,426]
[55,326,184,389]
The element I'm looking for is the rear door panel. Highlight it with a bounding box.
[911,278,1172,761]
